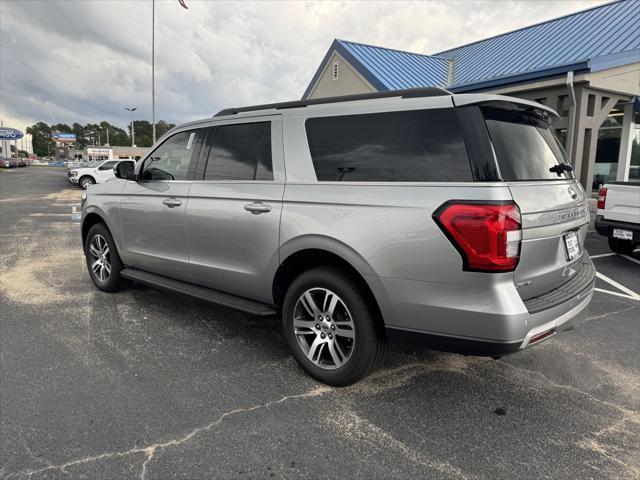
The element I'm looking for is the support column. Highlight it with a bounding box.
[568,89,624,196]
[582,95,619,196]
[569,87,589,181]
[616,101,634,182]
[580,128,599,193]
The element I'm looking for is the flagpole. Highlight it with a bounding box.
[151,0,187,146]
[152,0,156,145]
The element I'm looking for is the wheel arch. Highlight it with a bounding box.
[81,208,122,255]
[78,174,95,187]
[273,238,389,327]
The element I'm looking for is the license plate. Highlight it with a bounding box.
[564,231,581,260]
[613,228,633,240]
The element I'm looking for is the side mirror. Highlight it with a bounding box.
[114,161,136,180]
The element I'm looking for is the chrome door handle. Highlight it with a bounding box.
[162,198,182,208]
[244,202,271,214]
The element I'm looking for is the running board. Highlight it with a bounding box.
[120,268,276,317]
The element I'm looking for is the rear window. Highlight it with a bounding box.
[482,107,570,181]
[305,109,472,182]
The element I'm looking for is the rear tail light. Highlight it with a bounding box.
[597,187,607,210]
[434,202,521,272]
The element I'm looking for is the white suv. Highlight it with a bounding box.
[69,159,135,189]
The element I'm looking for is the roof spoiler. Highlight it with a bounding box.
[452,94,559,118]
[214,87,452,117]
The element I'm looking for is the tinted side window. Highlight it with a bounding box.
[142,130,202,181]
[204,122,272,181]
[98,161,117,170]
[482,107,570,181]
[305,109,472,182]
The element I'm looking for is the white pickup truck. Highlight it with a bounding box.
[68,159,135,190]
[595,182,640,254]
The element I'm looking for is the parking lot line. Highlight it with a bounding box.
[621,255,640,265]
[590,252,618,259]
[595,272,640,301]
[594,288,637,301]
[590,249,640,260]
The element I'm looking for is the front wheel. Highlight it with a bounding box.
[79,176,95,190]
[84,223,126,292]
[608,237,636,255]
[282,267,385,386]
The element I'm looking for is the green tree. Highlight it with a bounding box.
[72,123,87,149]
[129,120,176,147]
[100,121,129,146]
[156,120,175,139]
[51,123,72,133]
[26,122,54,157]
[26,119,177,154]
[130,120,152,147]
[83,123,102,146]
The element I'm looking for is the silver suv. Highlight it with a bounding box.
[81,88,595,386]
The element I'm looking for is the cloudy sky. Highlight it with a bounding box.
[1,0,607,133]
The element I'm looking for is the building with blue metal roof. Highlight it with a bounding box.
[303,0,640,195]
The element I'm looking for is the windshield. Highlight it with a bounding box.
[482,107,571,181]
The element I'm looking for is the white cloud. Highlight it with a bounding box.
[0,0,606,132]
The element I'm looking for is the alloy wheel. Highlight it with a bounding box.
[89,234,111,282]
[293,288,356,370]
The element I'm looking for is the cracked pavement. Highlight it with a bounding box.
[1,167,639,479]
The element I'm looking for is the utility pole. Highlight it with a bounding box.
[105,126,110,146]
[151,0,156,145]
[125,107,137,147]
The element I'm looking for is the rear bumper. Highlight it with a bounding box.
[386,291,593,357]
[594,215,640,241]
[386,293,590,356]
[374,257,595,356]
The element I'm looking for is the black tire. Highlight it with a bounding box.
[79,176,95,190]
[608,237,636,255]
[282,267,385,386]
[84,223,126,292]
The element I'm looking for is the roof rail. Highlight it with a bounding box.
[214,87,452,117]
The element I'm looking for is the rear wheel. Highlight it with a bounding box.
[84,223,125,292]
[79,176,95,190]
[608,237,636,255]
[282,267,385,386]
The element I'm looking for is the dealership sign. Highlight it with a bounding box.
[0,127,24,140]
[87,147,111,155]
[52,133,76,142]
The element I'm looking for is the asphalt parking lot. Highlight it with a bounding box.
[1,167,638,480]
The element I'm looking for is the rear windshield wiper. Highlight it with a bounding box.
[549,163,573,177]
[337,167,355,181]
